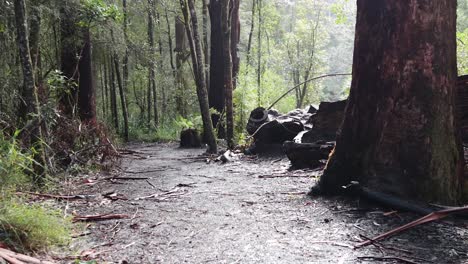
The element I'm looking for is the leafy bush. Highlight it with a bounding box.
[0,201,71,251]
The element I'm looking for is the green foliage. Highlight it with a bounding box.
[78,0,122,27]
[458,30,468,75]
[0,200,72,251]
[0,132,34,190]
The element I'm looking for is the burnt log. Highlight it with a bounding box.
[180,128,202,148]
[301,100,347,143]
[246,107,279,135]
[283,141,334,168]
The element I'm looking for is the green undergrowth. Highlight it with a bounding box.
[0,200,72,252]
[0,133,72,252]
[128,115,202,142]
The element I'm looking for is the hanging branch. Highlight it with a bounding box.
[267,73,351,110]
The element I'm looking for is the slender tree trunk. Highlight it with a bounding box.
[182,0,218,153]
[109,54,119,130]
[175,16,187,117]
[165,9,176,76]
[122,0,130,102]
[230,0,240,89]
[221,0,234,148]
[156,10,167,115]
[256,0,262,106]
[316,0,466,204]
[202,0,210,90]
[113,55,129,141]
[14,0,47,179]
[147,0,158,126]
[103,58,109,120]
[246,0,256,66]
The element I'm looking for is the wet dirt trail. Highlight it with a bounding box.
[69,143,468,263]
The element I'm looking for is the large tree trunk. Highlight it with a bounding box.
[208,0,225,117]
[59,1,80,117]
[77,28,96,124]
[315,0,466,204]
[182,0,218,153]
[221,0,234,148]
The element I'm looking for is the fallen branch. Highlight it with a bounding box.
[355,206,468,249]
[109,177,150,180]
[124,168,175,174]
[0,248,55,264]
[258,174,317,179]
[17,191,95,200]
[72,213,130,222]
[357,256,418,264]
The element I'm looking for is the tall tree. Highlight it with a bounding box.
[14,0,47,179]
[221,0,234,148]
[181,0,218,153]
[209,0,241,132]
[147,0,158,126]
[314,0,467,204]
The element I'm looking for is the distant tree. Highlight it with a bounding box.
[314,0,467,204]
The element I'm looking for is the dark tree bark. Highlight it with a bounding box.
[181,0,218,153]
[59,1,80,117]
[77,28,96,124]
[221,0,234,148]
[113,54,129,141]
[315,0,466,204]
[174,16,188,117]
[14,0,47,179]
[209,0,240,136]
[209,0,225,116]
[109,54,119,130]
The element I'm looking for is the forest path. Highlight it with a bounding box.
[68,143,468,264]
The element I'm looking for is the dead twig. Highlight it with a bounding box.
[357,256,418,264]
[309,241,354,249]
[17,191,95,200]
[355,206,468,249]
[73,213,130,222]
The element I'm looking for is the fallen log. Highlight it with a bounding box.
[301,100,347,143]
[0,248,55,264]
[283,141,334,168]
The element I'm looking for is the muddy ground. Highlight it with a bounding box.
[57,143,467,263]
